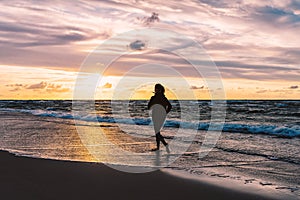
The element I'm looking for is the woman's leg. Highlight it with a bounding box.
[152,105,166,133]
[155,133,160,149]
[152,104,167,150]
[156,132,168,146]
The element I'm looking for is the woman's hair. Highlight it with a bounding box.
[155,83,165,94]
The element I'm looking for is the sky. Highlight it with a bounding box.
[0,0,299,99]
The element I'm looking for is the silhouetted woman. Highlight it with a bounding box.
[148,84,172,152]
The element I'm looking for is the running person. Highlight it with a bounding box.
[148,84,172,152]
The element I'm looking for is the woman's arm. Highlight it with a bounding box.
[147,96,154,110]
[165,97,172,113]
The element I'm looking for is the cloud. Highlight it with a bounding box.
[46,83,71,93]
[26,81,47,89]
[140,12,160,25]
[0,1,113,69]
[256,89,268,93]
[102,82,112,88]
[198,0,234,8]
[0,21,40,34]
[253,6,300,25]
[289,85,299,89]
[255,87,299,94]
[9,87,21,92]
[6,81,70,93]
[5,83,27,92]
[213,60,300,81]
[6,83,26,87]
[0,0,299,88]
[128,40,147,51]
[136,89,147,94]
[214,60,298,71]
[190,85,205,90]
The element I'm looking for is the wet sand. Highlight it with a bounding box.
[0,150,276,200]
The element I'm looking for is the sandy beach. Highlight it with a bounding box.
[0,150,277,200]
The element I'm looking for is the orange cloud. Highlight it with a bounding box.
[5,81,70,93]
[26,81,47,89]
[102,82,112,88]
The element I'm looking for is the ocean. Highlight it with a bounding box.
[0,100,299,198]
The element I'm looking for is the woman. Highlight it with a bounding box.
[148,84,172,152]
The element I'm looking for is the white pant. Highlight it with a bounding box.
[151,104,167,134]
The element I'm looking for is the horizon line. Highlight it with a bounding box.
[0,99,299,101]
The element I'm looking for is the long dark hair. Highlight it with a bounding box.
[155,83,165,94]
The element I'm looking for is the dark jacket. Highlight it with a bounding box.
[148,93,172,113]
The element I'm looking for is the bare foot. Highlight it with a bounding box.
[151,148,160,151]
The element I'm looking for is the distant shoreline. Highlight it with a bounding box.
[0,99,300,101]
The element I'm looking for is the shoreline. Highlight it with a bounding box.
[163,168,294,200]
[0,150,277,200]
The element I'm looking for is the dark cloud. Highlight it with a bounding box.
[143,12,159,25]
[14,32,97,48]
[137,12,160,25]
[6,83,25,87]
[0,28,101,48]
[289,85,299,89]
[279,49,300,64]
[214,60,298,71]
[26,81,47,89]
[55,33,93,43]
[252,5,300,26]
[128,40,147,51]
[0,22,41,34]
[190,85,205,90]
[198,0,232,8]
[289,0,300,10]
